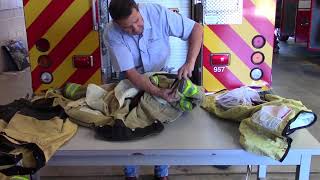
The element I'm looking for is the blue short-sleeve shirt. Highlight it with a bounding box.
[104,3,196,73]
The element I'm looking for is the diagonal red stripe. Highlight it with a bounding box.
[32,9,94,90]
[210,25,272,83]
[63,48,101,86]
[26,0,74,49]
[203,46,243,90]
[243,0,275,46]
[23,0,30,6]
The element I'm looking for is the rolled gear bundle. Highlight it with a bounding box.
[94,79,182,141]
[95,92,178,141]
[149,73,204,112]
[0,98,77,176]
[59,79,181,141]
[124,93,183,127]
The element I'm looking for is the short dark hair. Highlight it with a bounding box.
[109,0,138,21]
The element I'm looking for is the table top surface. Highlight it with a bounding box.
[59,107,320,154]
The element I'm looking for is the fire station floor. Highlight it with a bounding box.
[39,38,320,179]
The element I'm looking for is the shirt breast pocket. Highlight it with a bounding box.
[147,38,169,65]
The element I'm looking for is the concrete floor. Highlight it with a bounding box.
[39,39,320,179]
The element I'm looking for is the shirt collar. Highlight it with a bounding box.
[138,4,151,30]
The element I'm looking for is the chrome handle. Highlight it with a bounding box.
[194,0,202,4]
[92,0,98,31]
[90,55,94,67]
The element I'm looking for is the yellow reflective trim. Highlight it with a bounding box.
[66,83,80,97]
[24,0,52,28]
[70,84,81,97]
[183,80,197,97]
[251,0,276,25]
[203,67,225,92]
[230,19,273,68]
[65,83,74,97]
[10,176,29,180]
[204,25,253,85]
[36,31,99,92]
[30,0,91,71]
[84,69,102,85]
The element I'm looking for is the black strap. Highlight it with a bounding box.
[95,119,164,141]
[1,166,37,176]
[0,99,30,123]
[152,73,178,80]
[128,91,145,111]
[0,152,23,168]
[0,135,46,176]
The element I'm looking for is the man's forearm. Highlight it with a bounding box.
[125,68,161,96]
[186,23,203,66]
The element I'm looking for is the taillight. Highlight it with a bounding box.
[210,53,230,66]
[72,55,94,68]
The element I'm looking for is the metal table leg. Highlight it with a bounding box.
[295,154,312,180]
[257,165,267,180]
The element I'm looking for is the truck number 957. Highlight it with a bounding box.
[213,67,225,73]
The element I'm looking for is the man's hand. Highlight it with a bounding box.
[126,68,180,103]
[158,88,180,103]
[178,62,194,80]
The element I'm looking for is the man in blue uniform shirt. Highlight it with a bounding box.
[104,0,203,179]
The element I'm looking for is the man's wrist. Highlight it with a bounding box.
[186,60,195,68]
[150,85,162,97]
